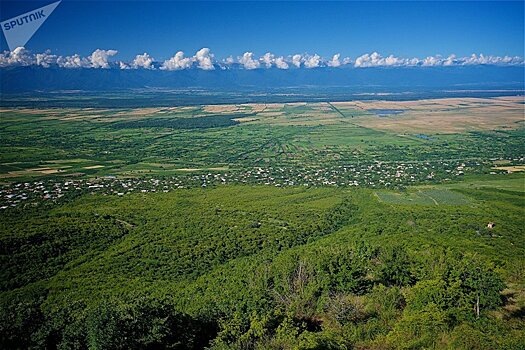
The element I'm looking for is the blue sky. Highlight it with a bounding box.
[1,0,524,61]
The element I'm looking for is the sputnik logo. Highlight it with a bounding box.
[1,1,61,51]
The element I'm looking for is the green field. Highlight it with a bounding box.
[376,188,472,206]
[1,100,523,184]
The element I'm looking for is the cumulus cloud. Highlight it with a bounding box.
[257,52,288,69]
[161,51,193,70]
[354,52,415,67]
[89,49,118,68]
[132,53,155,69]
[407,57,420,66]
[291,54,302,68]
[9,47,33,65]
[158,48,216,71]
[35,51,58,68]
[443,54,456,66]
[57,54,89,68]
[218,55,235,70]
[498,55,524,64]
[0,47,34,67]
[460,53,523,66]
[422,55,441,66]
[304,54,322,68]
[239,52,260,69]
[260,52,274,68]
[354,52,374,67]
[327,53,341,67]
[0,47,61,68]
[464,54,487,65]
[275,56,289,69]
[195,48,214,70]
[55,49,118,69]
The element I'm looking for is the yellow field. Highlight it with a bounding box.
[333,96,525,133]
[492,165,525,173]
[236,97,524,131]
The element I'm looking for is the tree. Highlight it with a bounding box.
[377,245,415,287]
[387,303,447,350]
[457,258,504,319]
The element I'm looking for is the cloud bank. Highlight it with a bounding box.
[353,52,524,68]
[1,47,523,70]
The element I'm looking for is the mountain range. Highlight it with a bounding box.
[1,65,523,94]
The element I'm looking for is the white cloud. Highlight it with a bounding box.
[0,47,34,67]
[161,51,193,70]
[407,57,420,66]
[261,52,274,68]
[422,55,442,66]
[464,53,488,65]
[57,54,89,68]
[195,48,214,70]
[355,52,381,67]
[239,52,260,69]
[384,54,404,66]
[327,53,341,67]
[416,53,525,67]
[218,55,234,70]
[355,52,421,67]
[304,54,322,68]
[258,52,289,69]
[89,49,118,68]
[160,48,215,71]
[275,56,289,69]
[499,55,523,64]
[292,54,302,68]
[35,50,57,68]
[459,53,523,66]
[443,54,456,66]
[132,53,155,69]
[354,52,375,67]
[48,48,118,69]
[9,47,33,65]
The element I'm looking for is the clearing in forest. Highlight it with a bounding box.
[375,188,471,206]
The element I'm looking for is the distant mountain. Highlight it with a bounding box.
[1,65,524,93]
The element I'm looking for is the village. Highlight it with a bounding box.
[0,157,508,210]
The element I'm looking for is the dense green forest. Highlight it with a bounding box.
[1,180,524,349]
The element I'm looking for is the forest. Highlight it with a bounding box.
[1,181,524,349]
